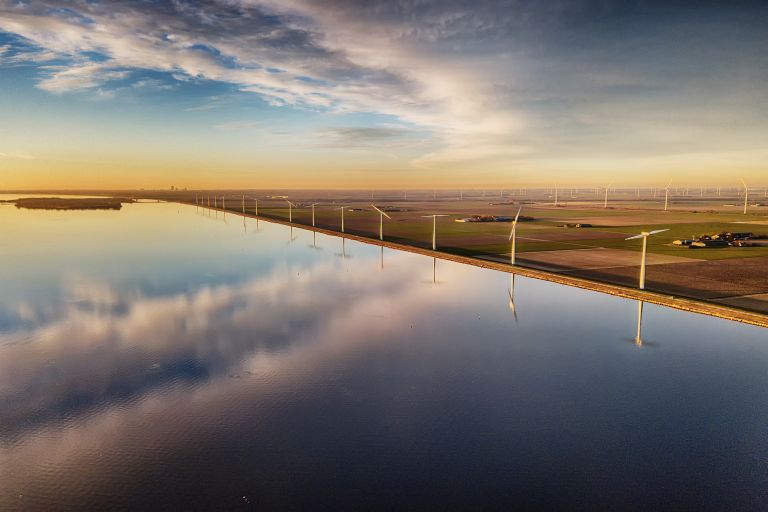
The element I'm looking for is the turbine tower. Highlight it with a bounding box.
[509,206,522,265]
[603,182,612,209]
[285,199,296,223]
[625,229,669,289]
[371,204,392,241]
[422,214,449,250]
[337,206,349,233]
[310,203,319,227]
[741,178,749,215]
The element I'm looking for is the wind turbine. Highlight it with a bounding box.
[336,206,349,233]
[741,178,749,214]
[284,199,297,222]
[241,195,246,214]
[305,202,319,227]
[422,214,449,250]
[663,179,672,211]
[509,206,522,265]
[603,182,613,209]
[625,228,669,289]
[554,183,559,206]
[254,198,259,216]
[371,204,392,240]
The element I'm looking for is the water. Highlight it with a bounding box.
[1,202,766,511]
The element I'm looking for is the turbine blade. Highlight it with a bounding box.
[370,204,392,219]
[648,229,670,235]
[625,234,645,240]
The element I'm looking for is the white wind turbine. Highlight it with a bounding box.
[422,214,449,250]
[370,204,392,240]
[310,203,319,227]
[336,206,349,233]
[663,179,672,211]
[625,228,669,289]
[284,198,297,223]
[741,178,749,214]
[603,182,613,209]
[508,206,522,265]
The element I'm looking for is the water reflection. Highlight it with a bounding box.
[1,203,767,511]
[508,273,518,323]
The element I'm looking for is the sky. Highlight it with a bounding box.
[0,0,766,190]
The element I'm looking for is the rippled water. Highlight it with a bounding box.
[1,202,767,511]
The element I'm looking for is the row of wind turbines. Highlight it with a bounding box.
[197,194,666,293]
[547,178,757,214]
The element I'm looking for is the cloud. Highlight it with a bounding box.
[36,62,130,94]
[313,126,419,149]
[0,0,526,165]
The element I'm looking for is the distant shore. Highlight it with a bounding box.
[3,197,132,210]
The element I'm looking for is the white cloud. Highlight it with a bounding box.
[36,62,130,94]
[0,0,526,166]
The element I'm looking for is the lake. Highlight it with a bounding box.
[1,202,767,511]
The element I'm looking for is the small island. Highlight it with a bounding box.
[5,197,133,210]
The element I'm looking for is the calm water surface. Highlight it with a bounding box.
[1,202,767,511]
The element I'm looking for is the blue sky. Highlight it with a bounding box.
[0,0,766,188]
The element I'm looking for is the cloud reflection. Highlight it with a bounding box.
[0,256,426,437]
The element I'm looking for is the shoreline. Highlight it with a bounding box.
[189,202,768,329]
